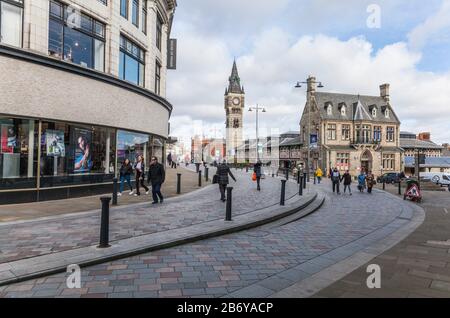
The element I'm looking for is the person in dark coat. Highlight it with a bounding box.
[253,160,262,191]
[215,160,236,202]
[366,170,376,194]
[331,167,341,194]
[147,156,166,204]
[118,158,134,196]
[340,170,352,195]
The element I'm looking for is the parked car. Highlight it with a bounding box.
[377,172,400,184]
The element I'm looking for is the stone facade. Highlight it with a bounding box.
[300,76,402,177]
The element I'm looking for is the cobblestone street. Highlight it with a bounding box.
[0,168,298,264]
[0,180,421,298]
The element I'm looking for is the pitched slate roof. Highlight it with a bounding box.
[314,92,400,124]
[404,156,450,168]
[280,136,302,147]
[400,138,444,150]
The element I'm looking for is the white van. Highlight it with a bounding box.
[422,172,450,186]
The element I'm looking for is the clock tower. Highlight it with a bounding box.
[224,60,245,161]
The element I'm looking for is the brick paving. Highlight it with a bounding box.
[313,190,450,298]
[0,165,206,223]
[0,179,418,298]
[0,169,298,264]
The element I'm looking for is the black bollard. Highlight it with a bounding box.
[198,170,202,187]
[303,173,307,189]
[280,180,286,206]
[98,196,111,248]
[177,173,181,194]
[297,173,300,184]
[398,180,401,195]
[112,177,118,206]
[246,166,249,173]
[205,167,209,182]
[299,176,303,196]
[226,187,233,221]
[383,180,385,190]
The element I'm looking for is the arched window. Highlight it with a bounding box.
[341,106,346,116]
[385,109,390,118]
[372,108,377,117]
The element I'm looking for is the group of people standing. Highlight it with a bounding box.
[329,168,376,195]
[118,155,166,204]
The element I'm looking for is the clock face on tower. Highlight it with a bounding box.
[232,97,240,106]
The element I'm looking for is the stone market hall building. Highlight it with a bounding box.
[0,0,176,203]
[300,76,402,177]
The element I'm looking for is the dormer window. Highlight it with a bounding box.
[372,108,377,117]
[385,109,390,118]
[341,106,346,116]
[327,105,332,115]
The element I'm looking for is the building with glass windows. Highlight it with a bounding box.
[0,0,176,204]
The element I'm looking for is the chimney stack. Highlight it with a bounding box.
[380,83,390,103]
[307,75,316,93]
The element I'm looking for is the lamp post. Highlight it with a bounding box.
[295,79,324,182]
[248,105,266,162]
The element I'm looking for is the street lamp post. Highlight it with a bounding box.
[295,79,324,182]
[248,105,266,162]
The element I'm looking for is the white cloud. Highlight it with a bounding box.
[167,2,450,145]
[408,0,450,50]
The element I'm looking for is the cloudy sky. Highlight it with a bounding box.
[167,0,450,145]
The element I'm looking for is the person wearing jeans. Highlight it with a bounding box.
[118,159,133,196]
[340,170,352,195]
[147,156,165,204]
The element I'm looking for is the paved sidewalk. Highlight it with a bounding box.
[313,190,450,298]
[0,180,422,298]
[0,166,205,222]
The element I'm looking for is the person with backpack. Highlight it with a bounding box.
[118,158,133,196]
[331,167,341,194]
[340,170,352,195]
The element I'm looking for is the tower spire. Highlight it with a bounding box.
[227,60,243,94]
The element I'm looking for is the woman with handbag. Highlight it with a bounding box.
[253,160,262,191]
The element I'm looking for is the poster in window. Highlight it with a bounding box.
[74,128,93,173]
[1,124,16,153]
[46,130,65,157]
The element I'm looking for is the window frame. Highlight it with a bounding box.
[119,34,146,87]
[48,0,106,72]
[341,124,350,141]
[155,59,161,95]
[156,12,163,51]
[327,123,336,141]
[142,0,147,35]
[386,126,395,142]
[0,0,24,48]
[131,0,139,27]
[120,0,128,19]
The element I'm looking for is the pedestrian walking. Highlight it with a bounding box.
[215,160,236,202]
[253,160,262,191]
[315,167,323,184]
[341,170,352,195]
[118,158,134,196]
[366,170,376,194]
[134,155,149,196]
[331,167,341,194]
[167,152,172,167]
[147,156,165,204]
[357,171,366,193]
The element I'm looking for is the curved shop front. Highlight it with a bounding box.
[0,47,171,204]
